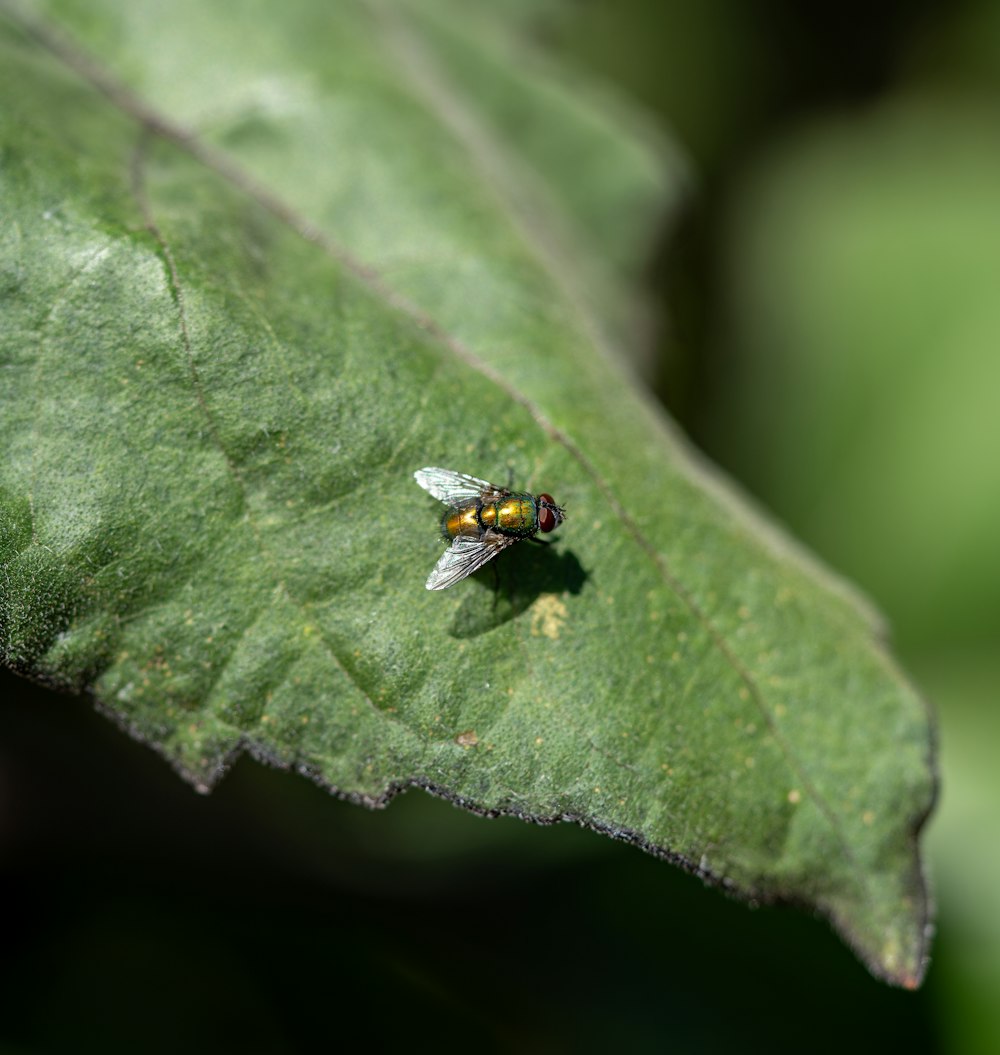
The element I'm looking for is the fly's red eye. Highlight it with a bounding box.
[538,494,557,533]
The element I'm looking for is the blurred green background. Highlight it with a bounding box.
[3,1,998,1050]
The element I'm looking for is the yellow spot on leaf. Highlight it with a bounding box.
[530,594,567,640]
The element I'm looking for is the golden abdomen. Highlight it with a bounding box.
[444,506,481,538]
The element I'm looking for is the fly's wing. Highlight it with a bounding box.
[414,467,501,507]
[425,532,515,590]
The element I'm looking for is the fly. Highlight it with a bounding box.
[414,467,565,590]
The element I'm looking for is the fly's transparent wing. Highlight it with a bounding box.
[414,467,500,506]
[425,532,515,590]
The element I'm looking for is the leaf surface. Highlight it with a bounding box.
[0,0,934,985]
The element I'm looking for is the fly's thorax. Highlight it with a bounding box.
[493,495,538,537]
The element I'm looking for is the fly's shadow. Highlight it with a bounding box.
[447,543,587,639]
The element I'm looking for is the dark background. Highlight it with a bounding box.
[5,1,999,1050]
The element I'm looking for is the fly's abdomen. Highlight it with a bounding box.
[444,505,481,538]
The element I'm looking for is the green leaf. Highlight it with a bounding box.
[0,0,934,985]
